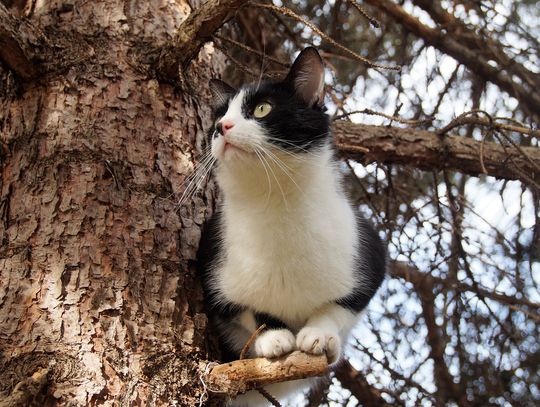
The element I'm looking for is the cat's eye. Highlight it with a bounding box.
[253,102,272,118]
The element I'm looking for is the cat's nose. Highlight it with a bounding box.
[217,120,235,136]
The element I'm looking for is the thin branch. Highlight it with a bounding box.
[157,0,250,80]
[334,108,434,125]
[391,262,540,317]
[363,0,540,117]
[347,0,380,28]
[204,351,328,397]
[333,359,392,406]
[253,3,400,71]
[239,324,266,360]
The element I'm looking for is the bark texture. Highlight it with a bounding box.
[206,351,328,397]
[0,1,221,405]
[334,121,540,185]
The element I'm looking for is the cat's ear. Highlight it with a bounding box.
[209,79,236,104]
[284,47,325,107]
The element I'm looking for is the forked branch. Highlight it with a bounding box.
[157,0,249,80]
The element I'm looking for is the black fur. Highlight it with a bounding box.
[199,48,386,369]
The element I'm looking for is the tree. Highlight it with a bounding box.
[1,0,538,406]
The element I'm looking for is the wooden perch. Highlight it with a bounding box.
[157,0,249,80]
[205,351,328,397]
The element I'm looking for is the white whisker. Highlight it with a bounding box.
[254,149,273,208]
[255,145,289,211]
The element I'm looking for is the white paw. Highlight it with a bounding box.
[254,329,296,359]
[296,327,341,364]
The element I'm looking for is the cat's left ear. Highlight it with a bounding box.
[284,47,325,107]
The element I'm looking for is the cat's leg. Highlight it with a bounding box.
[296,303,358,363]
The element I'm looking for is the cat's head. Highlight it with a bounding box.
[208,47,330,163]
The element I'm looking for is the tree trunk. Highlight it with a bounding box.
[0,1,219,405]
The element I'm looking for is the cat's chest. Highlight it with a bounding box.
[218,200,357,324]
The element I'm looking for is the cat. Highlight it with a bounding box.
[197,47,386,406]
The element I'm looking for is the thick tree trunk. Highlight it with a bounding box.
[0,1,220,405]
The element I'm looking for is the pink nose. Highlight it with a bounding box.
[218,120,235,135]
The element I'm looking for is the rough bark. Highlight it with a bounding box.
[0,1,222,405]
[334,121,540,185]
[206,351,328,397]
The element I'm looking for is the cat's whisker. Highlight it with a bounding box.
[257,145,307,199]
[255,146,289,210]
[177,153,214,195]
[254,149,273,208]
[175,153,216,210]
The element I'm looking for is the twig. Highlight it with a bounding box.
[215,44,283,79]
[253,3,400,71]
[256,386,282,407]
[214,35,290,68]
[348,0,380,28]
[334,108,434,125]
[239,324,266,360]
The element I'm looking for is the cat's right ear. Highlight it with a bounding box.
[209,79,236,104]
[284,47,325,107]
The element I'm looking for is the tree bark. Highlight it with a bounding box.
[0,1,221,405]
[334,121,540,185]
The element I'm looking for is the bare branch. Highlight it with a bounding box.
[333,360,392,406]
[333,121,540,186]
[204,351,328,397]
[157,0,249,80]
[390,262,540,319]
[254,3,400,71]
[363,0,540,118]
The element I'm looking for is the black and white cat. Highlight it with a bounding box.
[198,48,386,405]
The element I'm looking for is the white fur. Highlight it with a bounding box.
[211,90,362,405]
[254,329,296,358]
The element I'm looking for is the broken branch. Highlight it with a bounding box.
[205,351,328,397]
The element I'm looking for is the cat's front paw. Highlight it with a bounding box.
[296,327,341,364]
[254,328,296,359]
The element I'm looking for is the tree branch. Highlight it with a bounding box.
[205,351,328,397]
[333,360,391,406]
[157,0,249,80]
[390,262,540,320]
[0,2,45,79]
[363,0,540,118]
[333,121,540,186]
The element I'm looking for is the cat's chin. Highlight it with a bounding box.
[217,142,255,162]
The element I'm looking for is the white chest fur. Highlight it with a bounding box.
[215,146,358,329]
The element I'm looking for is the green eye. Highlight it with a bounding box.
[253,102,272,118]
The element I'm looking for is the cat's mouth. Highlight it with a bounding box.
[223,140,248,154]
